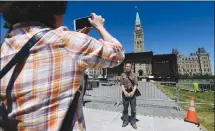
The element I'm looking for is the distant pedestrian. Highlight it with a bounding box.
[120,63,138,129]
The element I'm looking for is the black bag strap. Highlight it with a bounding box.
[125,73,141,97]
[0,29,50,103]
[0,29,81,130]
[0,29,50,121]
[0,30,50,80]
[0,29,50,99]
[125,73,135,87]
[59,88,82,131]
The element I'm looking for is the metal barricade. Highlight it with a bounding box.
[84,80,214,112]
[116,81,180,111]
[85,80,120,105]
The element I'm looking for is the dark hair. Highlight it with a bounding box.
[2,1,68,28]
[125,63,132,67]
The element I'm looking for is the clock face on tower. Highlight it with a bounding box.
[136,27,140,30]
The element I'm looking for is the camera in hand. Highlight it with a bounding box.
[74,16,93,31]
[126,88,133,93]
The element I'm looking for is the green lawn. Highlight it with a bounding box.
[178,83,194,91]
[155,83,214,131]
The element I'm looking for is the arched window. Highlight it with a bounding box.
[138,70,143,76]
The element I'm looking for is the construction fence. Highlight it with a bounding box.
[85,80,215,112]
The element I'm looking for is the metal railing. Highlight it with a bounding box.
[85,80,120,104]
[84,80,214,112]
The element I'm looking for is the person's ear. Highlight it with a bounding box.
[54,14,65,28]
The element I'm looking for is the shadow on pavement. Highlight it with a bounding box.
[120,116,140,123]
[83,100,92,106]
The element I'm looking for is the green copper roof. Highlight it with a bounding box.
[135,12,141,25]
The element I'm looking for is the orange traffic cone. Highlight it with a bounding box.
[184,96,200,126]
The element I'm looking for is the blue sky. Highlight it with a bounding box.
[1,1,214,74]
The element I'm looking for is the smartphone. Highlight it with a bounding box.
[74,16,93,31]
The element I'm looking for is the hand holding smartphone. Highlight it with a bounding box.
[74,16,93,31]
[74,13,105,31]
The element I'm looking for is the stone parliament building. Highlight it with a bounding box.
[172,48,212,76]
[88,12,212,79]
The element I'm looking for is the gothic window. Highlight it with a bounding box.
[137,41,141,47]
[208,68,210,72]
[138,70,143,76]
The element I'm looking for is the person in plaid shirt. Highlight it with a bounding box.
[0,1,124,131]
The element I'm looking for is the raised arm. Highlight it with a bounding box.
[64,13,125,69]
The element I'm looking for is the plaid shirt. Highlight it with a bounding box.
[0,23,125,131]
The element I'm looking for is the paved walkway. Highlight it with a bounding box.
[84,107,201,131]
[83,82,203,131]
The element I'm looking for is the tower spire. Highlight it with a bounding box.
[135,12,141,25]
